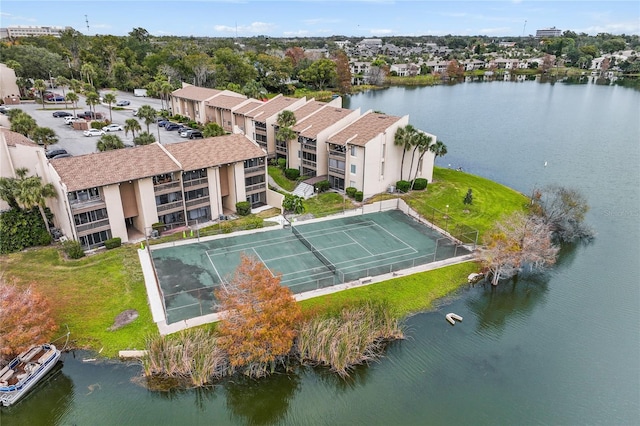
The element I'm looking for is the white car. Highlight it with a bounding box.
[102,124,123,132]
[83,129,105,137]
[64,116,82,124]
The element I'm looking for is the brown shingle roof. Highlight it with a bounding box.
[50,143,181,192]
[172,85,222,101]
[327,112,403,147]
[292,101,326,122]
[1,127,38,147]
[245,96,300,120]
[164,134,265,171]
[206,94,248,110]
[293,106,356,138]
[233,99,263,115]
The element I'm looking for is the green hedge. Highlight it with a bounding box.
[236,201,251,216]
[315,180,330,193]
[396,180,411,193]
[355,191,363,202]
[104,237,122,249]
[412,178,428,190]
[284,168,300,180]
[0,208,52,254]
[62,240,85,259]
[346,187,357,198]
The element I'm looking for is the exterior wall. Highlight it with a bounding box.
[134,178,158,235]
[221,164,238,211]
[0,64,20,101]
[207,167,224,219]
[102,184,128,243]
[44,164,75,240]
[313,109,361,177]
[266,189,284,213]
[232,162,246,207]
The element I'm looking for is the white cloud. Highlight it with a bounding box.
[369,28,394,35]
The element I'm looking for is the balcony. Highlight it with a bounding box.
[69,198,106,212]
[154,181,181,193]
[329,166,345,175]
[302,143,316,151]
[302,159,316,167]
[276,144,287,154]
[245,182,266,193]
[157,200,184,213]
[75,218,110,234]
[183,177,208,188]
[244,165,265,175]
[329,149,346,158]
[185,196,210,209]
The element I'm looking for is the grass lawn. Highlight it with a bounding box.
[303,192,356,217]
[268,165,297,191]
[1,246,156,357]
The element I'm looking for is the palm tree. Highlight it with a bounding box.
[10,112,37,137]
[66,91,79,116]
[394,124,417,181]
[103,93,117,122]
[430,140,448,164]
[81,63,96,88]
[410,132,434,188]
[13,169,57,234]
[85,91,100,116]
[31,127,59,149]
[0,176,20,210]
[69,79,83,94]
[133,131,156,146]
[34,79,47,109]
[275,110,297,164]
[202,122,225,138]
[160,81,172,112]
[56,76,70,109]
[96,134,125,152]
[136,105,157,133]
[124,118,142,139]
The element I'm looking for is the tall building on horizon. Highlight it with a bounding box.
[0,25,73,39]
[535,27,562,38]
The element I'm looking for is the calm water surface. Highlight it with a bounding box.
[3,81,639,425]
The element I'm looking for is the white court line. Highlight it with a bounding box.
[251,247,275,277]
[205,251,224,285]
[333,246,417,268]
[205,234,295,256]
[343,231,374,256]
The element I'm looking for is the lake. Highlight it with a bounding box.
[3,79,639,425]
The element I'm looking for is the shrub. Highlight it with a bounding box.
[284,168,300,180]
[91,121,108,129]
[463,188,473,205]
[413,178,428,190]
[236,201,251,216]
[355,191,363,202]
[0,208,51,254]
[345,187,357,198]
[244,216,263,230]
[151,222,164,235]
[187,120,199,129]
[62,240,85,259]
[104,237,122,249]
[396,180,411,193]
[220,222,233,234]
[315,180,330,193]
[277,158,287,170]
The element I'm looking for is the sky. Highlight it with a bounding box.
[1,1,639,38]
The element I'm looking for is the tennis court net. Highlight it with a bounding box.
[292,226,336,273]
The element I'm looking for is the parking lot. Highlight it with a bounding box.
[14,90,185,157]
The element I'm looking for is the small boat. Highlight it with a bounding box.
[0,344,61,407]
[446,313,463,325]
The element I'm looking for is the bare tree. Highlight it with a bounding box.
[476,212,559,285]
[532,185,595,243]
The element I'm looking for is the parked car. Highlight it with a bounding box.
[0,106,13,114]
[45,148,68,159]
[165,122,182,131]
[77,111,104,120]
[50,153,72,159]
[83,129,105,137]
[116,100,130,106]
[53,111,73,118]
[102,124,123,132]
[132,109,138,116]
[180,129,203,139]
[64,116,82,125]
[157,119,169,127]
[49,96,65,102]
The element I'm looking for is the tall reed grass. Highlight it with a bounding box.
[296,302,404,377]
[142,328,228,387]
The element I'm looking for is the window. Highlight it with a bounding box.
[183,169,207,181]
[298,150,301,158]
[74,208,108,226]
[80,230,112,248]
[350,146,357,157]
[350,164,356,174]
[68,187,100,204]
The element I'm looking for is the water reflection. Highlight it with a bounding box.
[224,371,301,425]
[310,360,374,393]
[466,275,550,335]
[2,363,74,426]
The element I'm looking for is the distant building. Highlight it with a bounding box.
[0,25,73,39]
[536,27,562,38]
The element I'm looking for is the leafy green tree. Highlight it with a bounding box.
[81,63,97,87]
[463,189,473,205]
[333,50,352,94]
[56,76,70,109]
[34,79,47,109]
[31,127,58,149]
[69,78,83,94]
[0,45,65,79]
[214,48,258,87]
[202,122,225,138]
[10,112,37,137]
[299,58,337,90]
[96,134,125,152]
[133,131,156,145]
[276,110,297,148]
[0,177,20,210]
[242,80,266,99]
[283,194,304,214]
[136,105,157,133]
[103,92,117,122]
[66,91,79,116]
[124,118,142,139]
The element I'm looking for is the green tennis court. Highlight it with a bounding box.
[151,209,469,324]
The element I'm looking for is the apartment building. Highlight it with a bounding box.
[171,85,246,125]
[45,136,267,248]
[0,25,73,39]
[325,111,430,199]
